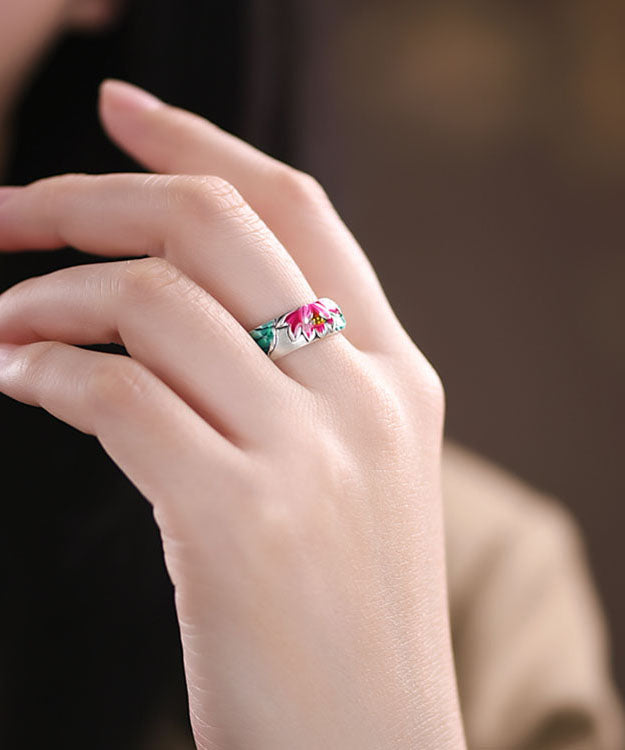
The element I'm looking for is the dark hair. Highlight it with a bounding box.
[1,2,297,746]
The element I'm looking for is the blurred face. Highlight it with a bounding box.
[0,0,118,116]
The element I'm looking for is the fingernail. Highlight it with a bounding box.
[100,79,162,114]
[0,342,19,368]
[0,187,19,207]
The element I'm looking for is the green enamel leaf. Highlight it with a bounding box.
[250,323,275,354]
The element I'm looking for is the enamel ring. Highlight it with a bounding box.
[248,297,346,361]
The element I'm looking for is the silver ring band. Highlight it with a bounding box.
[248,297,346,361]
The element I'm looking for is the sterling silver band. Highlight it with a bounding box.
[248,297,346,361]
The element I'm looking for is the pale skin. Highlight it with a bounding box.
[0,4,466,749]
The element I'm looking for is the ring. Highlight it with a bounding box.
[248,297,346,361]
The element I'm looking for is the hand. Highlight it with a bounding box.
[0,80,465,749]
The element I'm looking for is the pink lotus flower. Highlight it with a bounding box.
[282,300,339,342]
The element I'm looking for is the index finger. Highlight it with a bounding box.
[98,79,399,347]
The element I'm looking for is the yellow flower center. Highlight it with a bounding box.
[312,314,326,326]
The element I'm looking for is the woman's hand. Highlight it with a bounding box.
[0,81,465,749]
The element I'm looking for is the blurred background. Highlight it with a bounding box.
[290,0,625,692]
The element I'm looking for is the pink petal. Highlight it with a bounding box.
[301,322,317,341]
[310,301,332,318]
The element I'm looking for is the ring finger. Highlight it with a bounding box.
[0,256,314,445]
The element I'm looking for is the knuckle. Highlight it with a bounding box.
[336,356,415,442]
[168,174,247,220]
[85,357,153,412]
[247,442,347,561]
[255,495,298,548]
[421,361,446,417]
[272,167,329,209]
[381,343,446,426]
[249,490,320,566]
[118,256,185,302]
[217,462,295,561]
[32,172,88,192]
[367,378,411,437]
[19,341,65,383]
[29,173,88,222]
[408,355,446,426]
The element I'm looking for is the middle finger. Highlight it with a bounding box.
[0,172,357,383]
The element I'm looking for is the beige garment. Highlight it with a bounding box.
[145,441,625,749]
[443,441,625,750]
